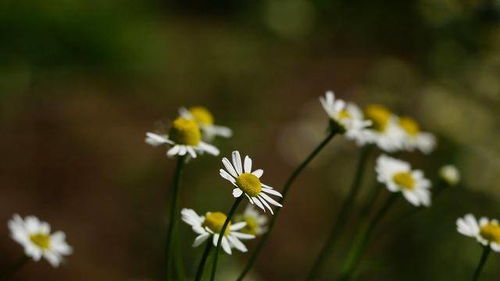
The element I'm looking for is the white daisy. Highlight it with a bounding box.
[8,214,72,267]
[375,155,432,207]
[235,205,268,236]
[145,117,219,158]
[219,151,283,215]
[319,91,372,145]
[398,116,437,154]
[457,214,500,252]
[181,208,255,255]
[439,164,460,186]
[363,104,405,152]
[179,106,232,140]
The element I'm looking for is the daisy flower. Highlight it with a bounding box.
[8,214,72,267]
[219,151,283,214]
[457,214,500,252]
[235,205,268,236]
[319,91,371,144]
[181,208,254,254]
[398,116,436,154]
[363,104,405,152]
[375,155,432,207]
[179,106,232,140]
[145,117,219,158]
[439,164,460,186]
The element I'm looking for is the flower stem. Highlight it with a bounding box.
[210,196,243,281]
[339,193,398,281]
[306,145,372,280]
[237,130,337,281]
[165,155,186,281]
[194,239,213,281]
[472,246,491,281]
[0,255,29,281]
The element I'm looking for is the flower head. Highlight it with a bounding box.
[376,155,432,207]
[179,106,232,140]
[181,208,254,254]
[219,151,283,214]
[235,205,268,236]
[398,116,436,154]
[145,117,219,158]
[457,214,500,252]
[319,91,371,144]
[439,165,460,186]
[363,105,405,152]
[8,214,72,267]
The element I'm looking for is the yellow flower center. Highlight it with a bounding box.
[30,233,51,250]
[398,116,420,137]
[338,110,351,120]
[169,118,202,145]
[480,223,500,244]
[203,212,231,235]
[364,104,392,132]
[393,172,415,190]
[236,173,262,197]
[240,216,259,235]
[189,106,214,125]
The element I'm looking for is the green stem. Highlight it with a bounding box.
[306,145,372,281]
[194,239,213,281]
[0,255,29,281]
[472,246,491,281]
[174,228,186,281]
[237,130,337,281]
[210,196,243,281]
[165,155,186,281]
[339,193,398,281]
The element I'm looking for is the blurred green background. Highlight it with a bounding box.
[1,0,500,280]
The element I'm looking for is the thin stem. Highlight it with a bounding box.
[237,130,337,281]
[210,196,243,281]
[472,246,491,281]
[0,255,29,281]
[306,145,372,281]
[174,228,186,281]
[339,193,398,281]
[165,155,186,281]
[194,240,213,281]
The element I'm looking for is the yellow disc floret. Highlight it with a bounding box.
[364,104,392,132]
[240,216,259,235]
[189,106,214,125]
[399,116,420,137]
[338,110,351,120]
[169,118,202,145]
[236,173,262,197]
[203,212,231,235]
[30,233,51,250]
[480,222,500,244]
[393,171,415,190]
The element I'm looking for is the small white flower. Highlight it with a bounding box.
[145,117,219,158]
[376,155,432,207]
[363,104,405,152]
[397,116,436,154]
[457,214,500,252]
[439,165,460,186]
[181,208,255,255]
[219,151,283,214]
[179,106,232,140]
[8,214,72,267]
[319,91,371,145]
[235,205,268,236]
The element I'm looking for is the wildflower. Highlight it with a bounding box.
[219,151,283,214]
[375,155,432,207]
[398,116,436,154]
[457,214,500,252]
[439,165,460,186]
[8,214,72,267]
[145,117,219,158]
[235,205,268,235]
[179,106,232,140]
[181,209,254,254]
[319,91,371,144]
[364,104,404,152]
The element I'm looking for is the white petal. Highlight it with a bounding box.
[262,187,283,198]
[252,169,264,178]
[259,192,283,207]
[222,158,238,178]
[232,151,243,174]
[252,197,265,211]
[244,156,252,173]
[258,196,274,215]
[232,232,255,240]
[167,145,180,156]
[228,235,247,252]
[230,222,246,231]
[233,188,243,198]
[193,233,210,247]
[220,169,236,184]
